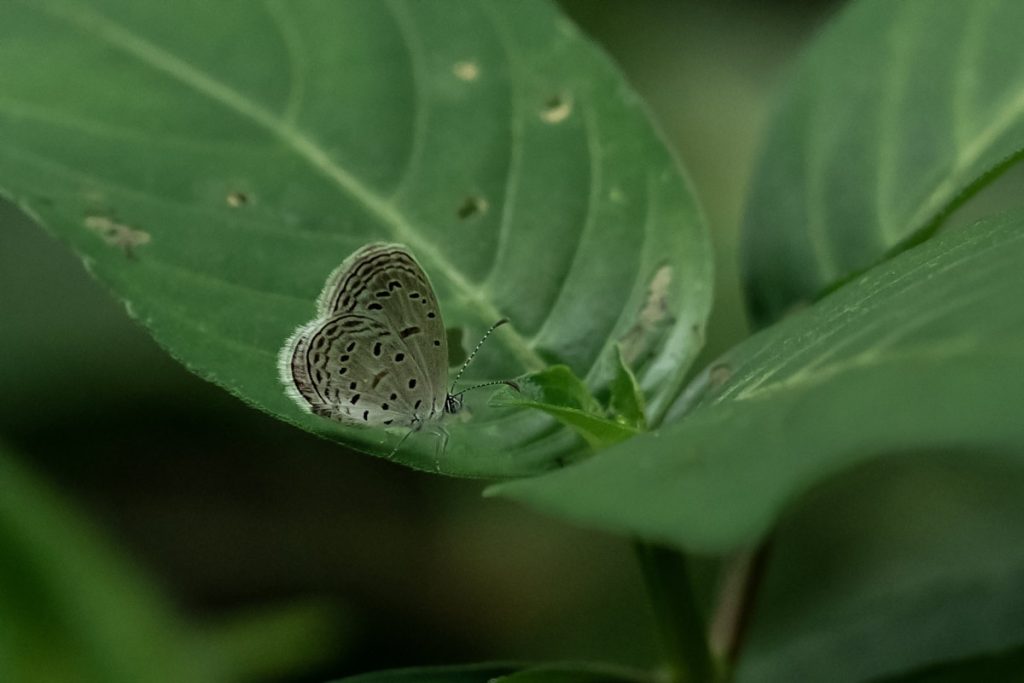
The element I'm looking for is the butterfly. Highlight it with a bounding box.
[278,243,515,450]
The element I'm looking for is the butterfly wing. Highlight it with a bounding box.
[281,243,449,424]
[282,313,442,425]
[321,244,448,404]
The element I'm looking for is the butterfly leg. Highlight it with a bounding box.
[386,416,422,459]
[385,430,408,459]
[429,425,450,473]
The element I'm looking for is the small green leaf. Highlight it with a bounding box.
[742,0,1024,325]
[0,0,711,477]
[491,366,637,448]
[492,212,1024,553]
[608,345,646,430]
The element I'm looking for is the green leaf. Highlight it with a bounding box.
[331,663,650,683]
[608,346,646,430]
[490,366,638,448]
[0,444,218,683]
[0,0,711,477]
[490,211,1024,553]
[332,663,520,683]
[884,644,1024,683]
[737,453,1024,683]
[496,663,651,683]
[742,0,1024,325]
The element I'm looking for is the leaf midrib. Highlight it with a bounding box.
[29,0,546,372]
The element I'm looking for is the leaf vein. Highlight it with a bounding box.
[29,0,545,372]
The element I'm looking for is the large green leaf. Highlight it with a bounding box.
[0,0,710,476]
[742,0,1024,325]
[491,211,1024,553]
[737,453,1024,683]
[0,445,218,683]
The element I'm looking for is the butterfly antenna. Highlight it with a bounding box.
[452,378,520,398]
[449,318,510,394]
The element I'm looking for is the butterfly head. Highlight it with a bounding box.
[444,392,463,415]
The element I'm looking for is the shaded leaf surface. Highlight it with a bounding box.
[493,212,1024,553]
[497,665,650,683]
[333,663,520,683]
[332,663,649,683]
[743,0,1024,324]
[883,645,1024,683]
[0,0,710,476]
[738,453,1024,683]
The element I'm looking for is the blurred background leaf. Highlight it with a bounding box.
[0,0,711,476]
[0,442,216,683]
[737,453,1024,682]
[882,644,1024,683]
[331,662,650,683]
[743,0,1024,326]
[332,663,519,683]
[0,439,349,683]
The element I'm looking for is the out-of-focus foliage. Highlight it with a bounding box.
[743,0,1024,325]
[0,443,217,683]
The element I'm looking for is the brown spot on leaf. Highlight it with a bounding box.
[83,215,151,258]
[452,61,480,81]
[620,265,674,364]
[708,364,733,389]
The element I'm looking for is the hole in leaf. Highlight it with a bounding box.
[456,196,489,220]
[540,92,573,124]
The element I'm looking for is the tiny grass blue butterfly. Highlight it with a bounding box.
[279,243,513,451]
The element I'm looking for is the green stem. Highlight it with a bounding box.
[635,542,717,683]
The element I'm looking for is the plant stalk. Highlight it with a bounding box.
[634,542,716,683]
